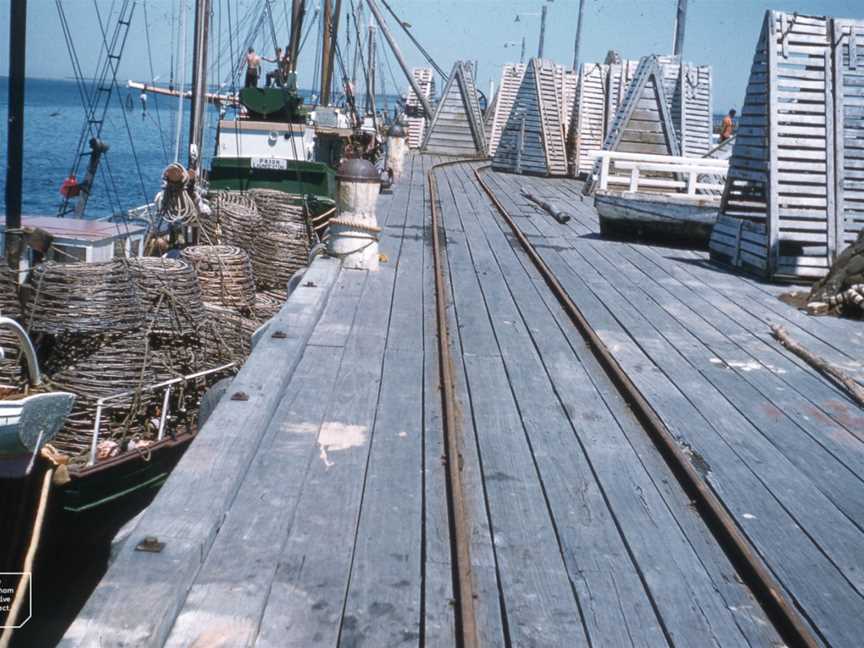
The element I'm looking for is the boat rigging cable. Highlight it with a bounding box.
[54,0,126,216]
[174,0,188,162]
[378,0,447,81]
[142,2,170,164]
[91,0,150,211]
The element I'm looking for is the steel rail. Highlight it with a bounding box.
[469,163,821,648]
[428,158,481,648]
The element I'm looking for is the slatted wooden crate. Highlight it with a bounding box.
[493,58,568,177]
[569,63,608,176]
[600,56,681,158]
[834,18,864,249]
[559,68,579,142]
[709,11,839,279]
[423,61,487,156]
[485,64,526,157]
[406,68,435,149]
[676,63,714,157]
[605,59,640,136]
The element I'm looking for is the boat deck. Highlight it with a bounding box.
[63,155,864,647]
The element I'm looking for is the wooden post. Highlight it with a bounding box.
[572,0,586,71]
[365,0,433,120]
[538,4,547,58]
[629,166,639,192]
[686,169,697,196]
[288,0,306,72]
[599,154,610,190]
[673,0,687,57]
[5,0,26,269]
[188,0,211,173]
[366,24,377,116]
[73,139,109,219]
[320,0,333,104]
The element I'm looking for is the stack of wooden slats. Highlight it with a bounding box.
[570,63,609,176]
[485,64,526,158]
[570,56,713,178]
[423,61,487,156]
[406,68,435,149]
[600,56,680,158]
[677,63,714,157]
[833,18,864,250]
[559,68,579,142]
[709,10,859,280]
[492,58,568,177]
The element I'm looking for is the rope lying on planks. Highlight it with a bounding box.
[181,245,256,312]
[771,325,864,408]
[25,260,145,335]
[250,189,311,290]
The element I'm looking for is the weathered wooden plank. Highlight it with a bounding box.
[454,165,777,646]
[437,166,589,645]
[163,344,346,648]
[60,257,342,647]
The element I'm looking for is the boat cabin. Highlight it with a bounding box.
[0,216,147,277]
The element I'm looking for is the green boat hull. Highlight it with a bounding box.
[208,157,337,199]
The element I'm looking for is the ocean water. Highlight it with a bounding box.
[0,77,398,220]
[0,76,205,218]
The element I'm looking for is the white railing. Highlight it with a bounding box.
[87,362,236,466]
[592,151,729,197]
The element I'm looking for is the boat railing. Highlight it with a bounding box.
[86,362,236,467]
[592,151,729,197]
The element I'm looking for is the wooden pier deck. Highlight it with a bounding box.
[63,155,864,647]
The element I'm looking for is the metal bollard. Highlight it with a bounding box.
[386,122,408,183]
[327,158,382,271]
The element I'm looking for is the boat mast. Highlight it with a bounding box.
[673,0,687,56]
[366,24,377,116]
[188,0,212,173]
[4,0,27,269]
[320,0,333,105]
[365,0,433,121]
[288,0,306,73]
[321,0,342,105]
[572,0,586,70]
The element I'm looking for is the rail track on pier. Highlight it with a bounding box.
[427,159,820,648]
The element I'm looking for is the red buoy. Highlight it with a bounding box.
[60,176,81,198]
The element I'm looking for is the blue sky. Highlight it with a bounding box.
[1,0,862,111]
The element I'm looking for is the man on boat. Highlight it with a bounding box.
[720,109,736,142]
[265,47,286,88]
[245,47,262,88]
